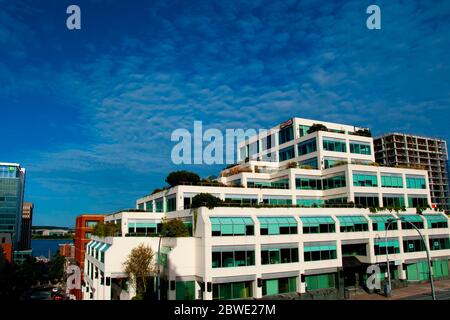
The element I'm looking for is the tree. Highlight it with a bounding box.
[93,222,120,237]
[48,252,65,282]
[123,244,155,297]
[161,218,189,237]
[191,193,223,209]
[165,170,200,187]
[307,123,328,134]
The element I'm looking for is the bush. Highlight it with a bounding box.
[165,171,200,187]
[307,123,327,134]
[93,222,120,237]
[191,193,223,209]
[161,218,190,237]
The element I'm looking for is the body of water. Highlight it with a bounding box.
[31,239,73,258]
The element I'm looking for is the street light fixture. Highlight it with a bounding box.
[385,217,436,300]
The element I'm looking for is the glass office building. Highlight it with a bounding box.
[0,163,26,250]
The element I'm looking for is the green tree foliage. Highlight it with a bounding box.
[161,218,190,237]
[48,252,65,282]
[307,123,328,134]
[93,222,120,237]
[123,244,155,297]
[165,170,200,187]
[191,193,223,209]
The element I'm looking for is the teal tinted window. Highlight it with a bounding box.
[301,216,335,234]
[261,246,299,265]
[323,175,346,189]
[323,139,347,152]
[337,216,369,232]
[279,125,294,144]
[212,248,255,268]
[382,195,405,207]
[298,158,319,169]
[296,177,322,190]
[176,281,195,300]
[369,215,398,231]
[305,273,336,290]
[381,175,403,188]
[408,196,428,208]
[403,238,425,253]
[212,281,252,300]
[424,214,448,229]
[399,215,424,229]
[353,173,378,187]
[155,198,164,212]
[406,176,427,189]
[262,198,292,205]
[303,243,337,261]
[258,217,297,235]
[262,277,297,296]
[166,197,176,212]
[374,239,400,255]
[429,238,450,250]
[296,199,324,207]
[210,217,254,236]
[297,139,317,156]
[279,146,295,162]
[350,142,371,155]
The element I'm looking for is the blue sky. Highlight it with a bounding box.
[1,0,449,227]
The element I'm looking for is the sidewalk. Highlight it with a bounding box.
[349,279,450,300]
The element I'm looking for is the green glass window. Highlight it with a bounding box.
[432,259,449,278]
[296,177,322,190]
[406,176,427,189]
[210,217,254,236]
[406,261,430,281]
[350,142,371,155]
[279,125,294,144]
[258,217,297,235]
[262,198,292,205]
[303,242,337,261]
[382,195,405,208]
[374,239,400,255]
[430,237,450,250]
[213,281,253,300]
[145,201,153,212]
[297,139,317,156]
[403,238,425,253]
[176,281,195,300]
[381,175,403,188]
[261,246,299,265]
[408,196,429,208]
[323,139,347,152]
[399,215,424,229]
[138,203,144,210]
[298,158,319,169]
[155,198,164,212]
[262,277,297,296]
[224,197,258,205]
[337,216,369,232]
[305,273,336,291]
[301,216,335,234]
[279,146,295,162]
[128,221,160,235]
[322,174,346,189]
[354,194,379,207]
[353,173,378,187]
[298,125,310,137]
[424,214,448,229]
[296,199,324,207]
[166,197,176,212]
[212,247,255,268]
[369,215,398,231]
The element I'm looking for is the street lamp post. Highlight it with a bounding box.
[385,217,436,300]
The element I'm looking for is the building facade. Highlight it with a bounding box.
[74,214,105,300]
[374,133,450,213]
[82,118,450,300]
[0,163,26,251]
[0,233,12,264]
[20,202,33,250]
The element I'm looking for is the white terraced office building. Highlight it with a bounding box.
[83,118,450,300]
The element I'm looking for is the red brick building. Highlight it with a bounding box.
[59,243,75,258]
[74,214,104,299]
[0,233,12,263]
